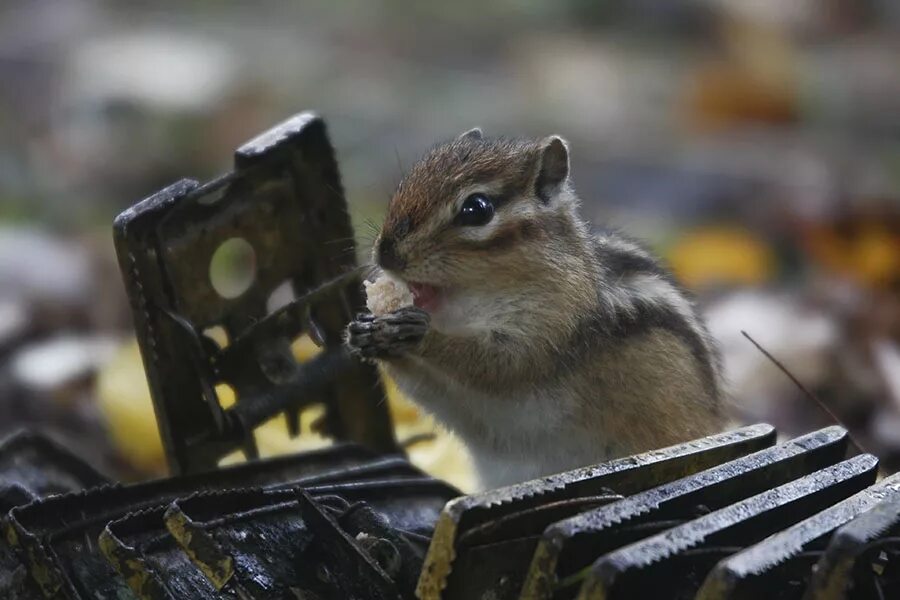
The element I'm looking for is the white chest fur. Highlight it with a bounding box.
[384,358,610,489]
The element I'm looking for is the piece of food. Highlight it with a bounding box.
[364,273,413,315]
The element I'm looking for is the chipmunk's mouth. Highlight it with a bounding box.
[408,282,442,312]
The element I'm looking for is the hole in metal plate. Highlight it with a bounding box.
[209,237,256,299]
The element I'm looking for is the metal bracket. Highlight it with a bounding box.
[113,111,397,474]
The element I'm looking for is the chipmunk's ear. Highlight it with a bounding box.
[457,127,483,141]
[535,135,569,203]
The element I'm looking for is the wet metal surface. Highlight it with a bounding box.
[417,423,776,600]
[0,431,110,510]
[101,504,217,600]
[698,471,900,599]
[804,487,900,600]
[577,454,880,600]
[4,443,379,598]
[5,425,900,599]
[161,478,457,599]
[520,426,848,600]
[415,424,900,599]
[0,431,113,600]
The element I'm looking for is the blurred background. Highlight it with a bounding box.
[1,0,898,490]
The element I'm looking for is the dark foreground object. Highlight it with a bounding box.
[2,425,900,599]
[419,424,900,600]
[0,430,456,599]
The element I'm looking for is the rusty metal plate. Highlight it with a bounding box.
[101,504,219,600]
[95,471,456,599]
[97,462,439,600]
[521,426,848,600]
[576,454,879,600]
[697,471,900,599]
[113,111,396,475]
[163,478,458,599]
[416,423,775,599]
[4,443,378,598]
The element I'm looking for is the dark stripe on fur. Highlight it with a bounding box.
[554,236,722,407]
[594,233,670,280]
[563,300,721,409]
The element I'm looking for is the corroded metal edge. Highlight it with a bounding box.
[0,443,403,599]
[415,511,459,599]
[6,442,371,539]
[163,502,235,591]
[99,507,176,600]
[0,441,375,596]
[557,426,847,538]
[416,423,775,599]
[163,486,303,597]
[519,426,846,600]
[112,178,200,474]
[697,472,900,600]
[4,505,68,597]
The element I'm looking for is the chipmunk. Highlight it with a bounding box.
[346,128,726,489]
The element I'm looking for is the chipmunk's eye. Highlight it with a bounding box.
[456,194,494,226]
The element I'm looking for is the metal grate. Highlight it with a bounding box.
[419,427,900,600]
[4,425,900,599]
[1,433,457,599]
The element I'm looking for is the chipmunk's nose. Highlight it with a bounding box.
[377,236,406,271]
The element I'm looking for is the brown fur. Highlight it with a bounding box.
[385,137,539,237]
[351,131,725,489]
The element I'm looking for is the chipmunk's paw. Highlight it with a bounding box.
[345,306,430,361]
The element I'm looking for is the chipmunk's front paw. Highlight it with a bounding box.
[345,306,430,361]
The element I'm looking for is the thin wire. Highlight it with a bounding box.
[741,330,867,455]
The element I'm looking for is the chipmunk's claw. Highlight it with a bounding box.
[345,306,430,360]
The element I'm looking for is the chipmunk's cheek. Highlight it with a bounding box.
[408,282,443,313]
[428,292,497,336]
[422,291,466,333]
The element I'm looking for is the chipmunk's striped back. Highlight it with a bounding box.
[579,231,724,406]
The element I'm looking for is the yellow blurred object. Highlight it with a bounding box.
[95,340,166,475]
[381,374,421,423]
[96,335,476,491]
[381,369,478,492]
[668,226,775,289]
[806,222,900,289]
[291,334,322,362]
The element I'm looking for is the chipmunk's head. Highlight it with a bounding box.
[374,128,585,331]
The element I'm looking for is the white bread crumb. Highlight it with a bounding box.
[364,273,413,316]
